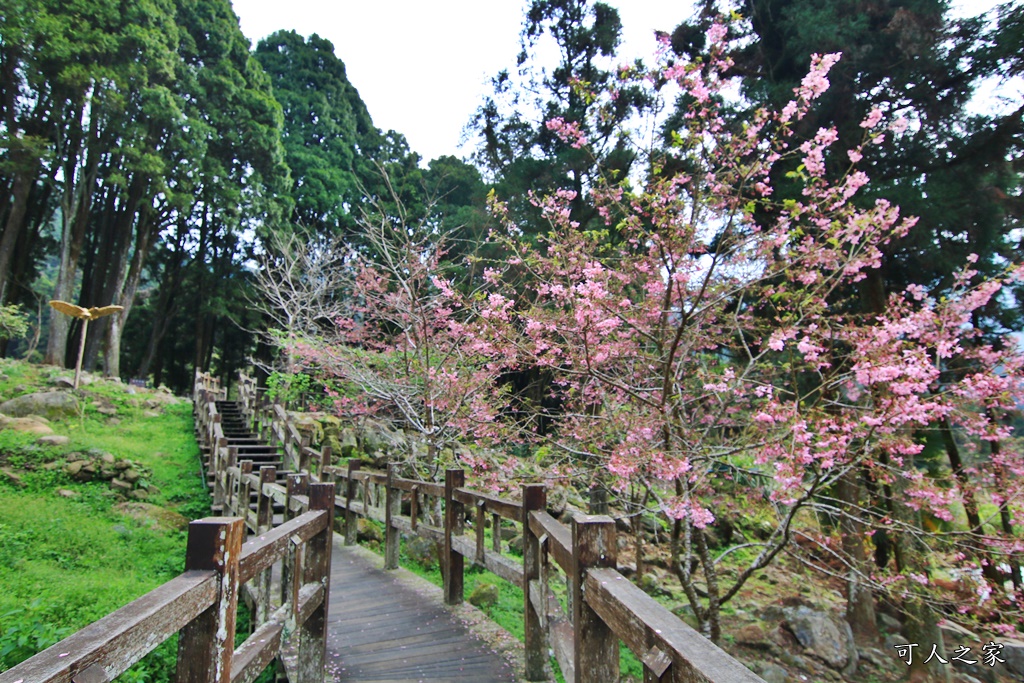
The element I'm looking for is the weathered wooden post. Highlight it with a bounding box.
[571,513,618,683]
[475,500,487,565]
[239,461,254,528]
[345,460,360,545]
[298,428,311,475]
[282,473,309,607]
[296,482,335,683]
[492,512,502,553]
[385,464,401,570]
[319,444,332,483]
[225,446,238,515]
[444,468,465,605]
[410,485,419,531]
[255,466,276,625]
[522,483,548,681]
[175,517,244,683]
[211,438,225,510]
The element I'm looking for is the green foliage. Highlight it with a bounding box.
[254,30,377,235]
[0,305,29,340]
[0,600,71,669]
[469,0,649,240]
[0,360,207,675]
[266,370,346,411]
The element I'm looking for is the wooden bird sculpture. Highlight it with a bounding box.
[48,300,124,388]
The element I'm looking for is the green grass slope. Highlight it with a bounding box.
[0,359,209,679]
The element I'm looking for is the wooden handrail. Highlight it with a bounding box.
[0,571,218,683]
[220,372,766,683]
[0,379,337,683]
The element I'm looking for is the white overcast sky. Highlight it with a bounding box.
[231,0,694,162]
[231,0,1012,164]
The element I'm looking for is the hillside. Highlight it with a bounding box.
[0,359,207,678]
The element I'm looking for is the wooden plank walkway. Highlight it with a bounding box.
[324,540,520,682]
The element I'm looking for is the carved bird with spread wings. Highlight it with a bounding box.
[48,300,124,320]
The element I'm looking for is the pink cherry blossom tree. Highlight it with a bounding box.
[285,183,515,483]
[470,26,1024,647]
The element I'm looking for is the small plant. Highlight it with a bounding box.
[0,600,70,669]
[0,304,28,341]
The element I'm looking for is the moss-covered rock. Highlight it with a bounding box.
[468,582,500,609]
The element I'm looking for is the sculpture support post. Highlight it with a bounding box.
[74,318,89,389]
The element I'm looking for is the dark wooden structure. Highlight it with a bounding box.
[0,371,765,683]
[233,373,766,683]
[325,544,517,681]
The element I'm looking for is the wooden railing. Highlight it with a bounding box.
[0,374,335,683]
[232,373,764,683]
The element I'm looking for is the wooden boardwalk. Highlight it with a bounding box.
[323,541,519,682]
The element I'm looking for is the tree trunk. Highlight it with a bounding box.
[941,418,1002,585]
[102,191,157,378]
[45,100,97,367]
[836,469,878,639]
[0,170,34,304]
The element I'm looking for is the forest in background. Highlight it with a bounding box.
[0,0,1020,393]
[2,1,1024,678]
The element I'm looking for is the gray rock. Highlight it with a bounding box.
[0,468,25,487]
[735,623,771,649]
[338,428,358,458]
[37,434,70,447]
[1002,639,1024,678]
[782,606,857,671]
[0,391,80,420]
[777,649,810,670]
[877,612,902,633]
[356,518,383,544]
[468,582,500,609]
[547,486,569,517]
[0,416,54,435]
[755,662,791,683]
[403,535,438,570]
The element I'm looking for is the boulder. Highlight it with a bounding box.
[0,468,25,487]
[782,605,857,672]
[547,485,569,517]
[115,502,189,531]
[468,582,500,609]
[37,435,70,447]
[0,416,55,435]
[56,489,79,498]
[338,427,358,458]
[1002,639,1024,678]
[356,518,383,544]
[403,534,438,570]
[754,662,791,683]
[0,391,80,420]
[735,623,772,649]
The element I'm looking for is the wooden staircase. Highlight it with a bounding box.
[203,399,293,516]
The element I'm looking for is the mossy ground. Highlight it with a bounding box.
[0,359,208,679]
